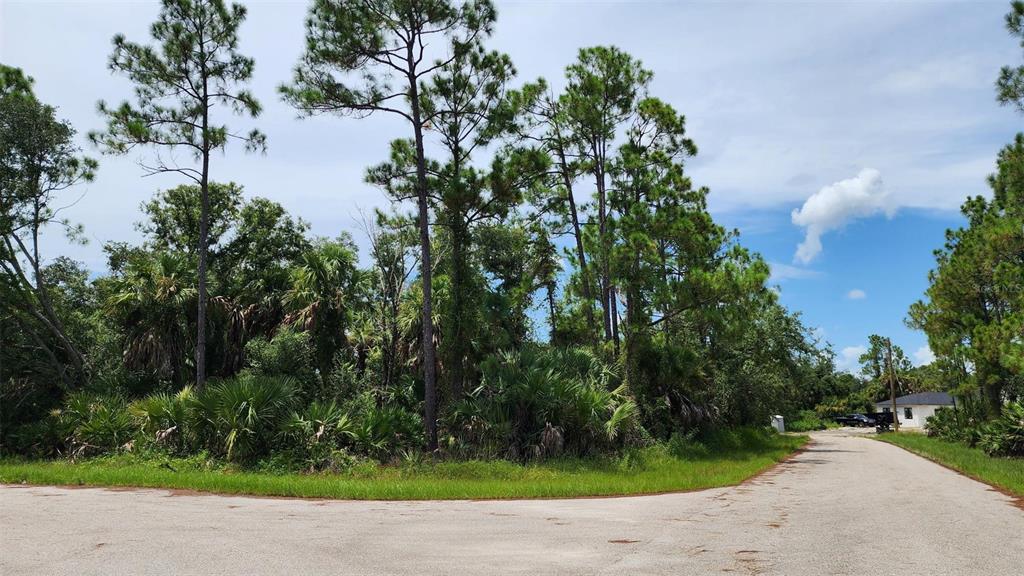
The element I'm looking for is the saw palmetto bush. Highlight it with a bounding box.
[978,401,1024,457]
[129,386,196,453]
[191,375,298,462]
[54,392,136,457]
[281,400,353,444]
[450,347,638,460]
[352,405,422,460]
[280,399,356,470]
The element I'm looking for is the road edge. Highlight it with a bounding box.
[871,435,1024,511]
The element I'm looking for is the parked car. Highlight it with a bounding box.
[834,414,876,427]
[867,411,894,433]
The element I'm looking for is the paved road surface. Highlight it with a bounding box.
[2,430,1022,575]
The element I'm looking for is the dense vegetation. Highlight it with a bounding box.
[924,401,1024,458]
[1,0,836,472]
[3,0,1022,478]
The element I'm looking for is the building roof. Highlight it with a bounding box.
[875,392,954,406]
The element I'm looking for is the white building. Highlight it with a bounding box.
[874,392,954,429]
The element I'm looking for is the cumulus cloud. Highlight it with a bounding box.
[791,168,894,263]
[913,346,936,366]
[837,345,866,373]
[847,289,867,300]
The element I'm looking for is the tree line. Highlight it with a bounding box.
[908,1,1024,420]
[1,0,877,462]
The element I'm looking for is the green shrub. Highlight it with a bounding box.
[5,418,65,458]
[449,347,637,460]
[925,406,958,439]
[1,377,63,456]
[129,386,195,452]
[244,330,316,391]
[55,392,136,457]
[325,358,367,401]
[978,402,1024,457]
[666,429,707,459]
[786,409,826,432]
[354,405,422,460]
[192,375,298,462]
[815,393,873,419]
[280,400,356,470]
[663,426,783,461]
[925,404,985,446]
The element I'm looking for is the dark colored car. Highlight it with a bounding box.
[867,411,895,432]
[834,413,876,427]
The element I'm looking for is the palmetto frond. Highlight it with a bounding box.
[105,252,196,378]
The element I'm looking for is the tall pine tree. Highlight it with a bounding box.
[281,0,497,451]
[91,0,265,389]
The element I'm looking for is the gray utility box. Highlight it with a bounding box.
[770,415,785,433]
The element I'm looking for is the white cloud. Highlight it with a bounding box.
[837,345,866,373]
[768,261,821,283]
[3,1,1013,274]
[791,168,894,263]
[913,346,936,366]
[847,289,867,300]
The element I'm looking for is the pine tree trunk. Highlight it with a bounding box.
[595,161,612,343]
[624,286,641,395]
[555,147,595,335]
[610,285,620,355]
[196,74,210,391]
[197,170,209,390]
[546,281,557,341]
[982,366,1004,416]
[409,75,439,453]
[448,219,469,401]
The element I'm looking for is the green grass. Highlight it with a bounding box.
[0,430,806,500]
[876,433,1024,498]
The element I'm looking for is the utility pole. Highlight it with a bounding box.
[886,338,900,433]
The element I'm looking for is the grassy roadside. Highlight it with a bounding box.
[875,433,1024,498]
[0,430,806,500]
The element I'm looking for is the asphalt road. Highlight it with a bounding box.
[2,430,1022,575]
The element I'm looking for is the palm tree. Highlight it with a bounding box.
[283,240,359,385]
[397,281,443,382]
[105,252,196,384]
[347,311,375,379]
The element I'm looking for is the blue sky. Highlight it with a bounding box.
[2,0,1020,371]
[720,206,963,371]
